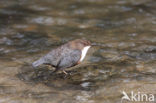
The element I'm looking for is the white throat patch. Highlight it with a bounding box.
[80,46,91,62]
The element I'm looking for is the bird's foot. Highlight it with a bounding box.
[62,70,72,78]
[63,70,68,75]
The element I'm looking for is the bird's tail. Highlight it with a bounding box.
[32,58,45,67]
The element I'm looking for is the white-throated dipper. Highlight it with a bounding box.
[32,39,91,74]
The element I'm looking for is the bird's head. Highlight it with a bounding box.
[69,39,91,50]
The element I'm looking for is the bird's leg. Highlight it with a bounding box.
[62,70,71,78]
[63,70,68,75]
[62,70,72,77]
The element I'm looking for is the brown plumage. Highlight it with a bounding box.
[32,39,91,74]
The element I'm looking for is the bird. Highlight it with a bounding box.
[32,39,91,74]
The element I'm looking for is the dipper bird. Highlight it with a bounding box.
[32,39,91,74]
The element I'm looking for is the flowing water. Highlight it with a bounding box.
[0,0,156,103]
